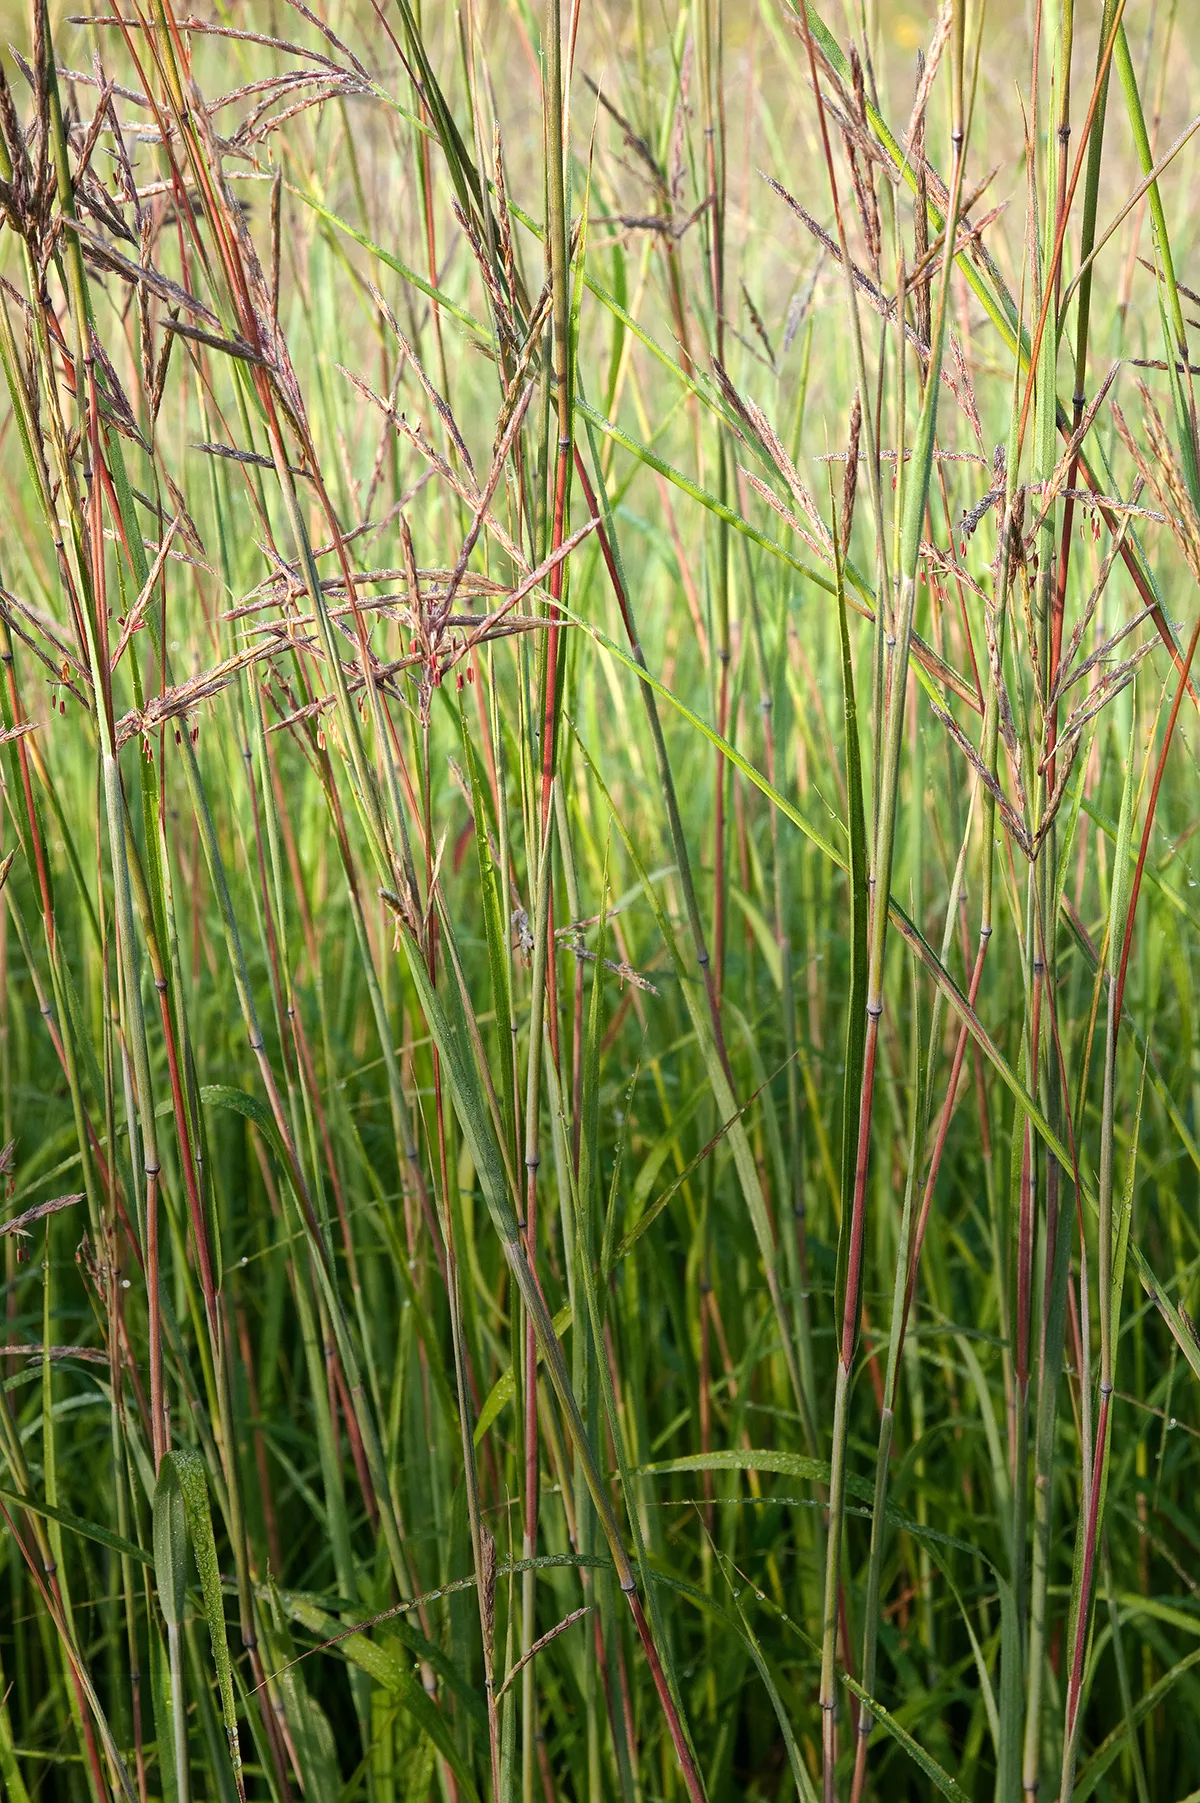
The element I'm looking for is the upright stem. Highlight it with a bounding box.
[818,15,967,1794]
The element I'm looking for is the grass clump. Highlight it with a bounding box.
[0,0,1199,1798]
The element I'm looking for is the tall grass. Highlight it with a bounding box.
[0,0,1199,1797]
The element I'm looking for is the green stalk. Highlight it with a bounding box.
[1020,9,1082,1784]
[1059,614,1200,1799]
[520,805,554,1803]
[794,3,892,842]
[817,11,966,1795]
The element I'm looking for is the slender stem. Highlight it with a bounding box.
[817,13,967,1792]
